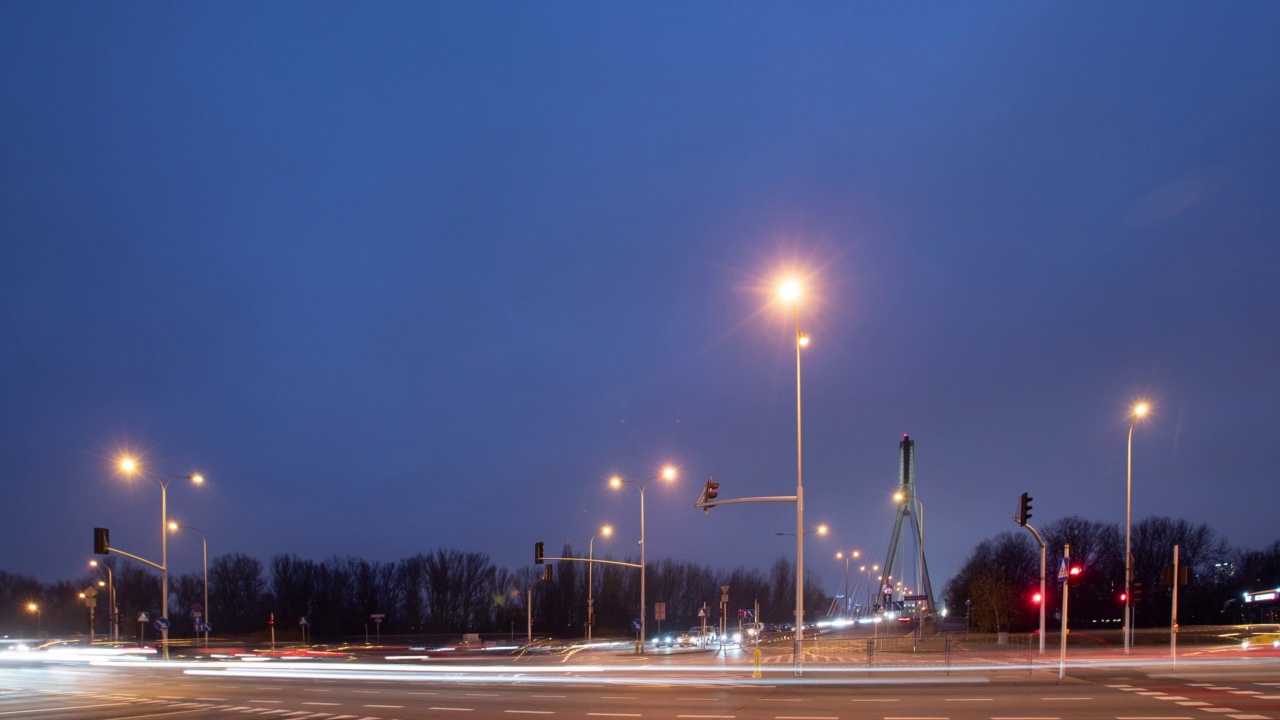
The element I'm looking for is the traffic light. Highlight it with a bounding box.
[700,478,720,514]
[1016,492,1033,526]
[93,527,110,555]
[1119,591,1127,603]
[1131,582,1143,604]
[535,542,544,564]
[543,564,553,582]
[1067,565,1083,588]
[1031,591,1043,605]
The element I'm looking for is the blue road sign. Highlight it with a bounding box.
[196,622,212,633]
[154,617,170,632]
[1056,558,1070,582]
[631,618,642,632]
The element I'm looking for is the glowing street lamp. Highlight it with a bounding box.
[1124,402,1150,655]
[587,524,613,645]
[169,521,210,649]
[118,456,204,659]
[609,465,677,652]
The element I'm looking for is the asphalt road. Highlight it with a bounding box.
[3,655,1280,720]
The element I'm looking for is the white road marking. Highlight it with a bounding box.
[1155,698,1190,701]
[1177,703,1211,707]
[1138,692,1168,696]
[363,706,403,710]
[406,692,437,696]
[1256,695,1280,699]
[504,712,555,716]
[304,689,332,693]
[1199,710,1241,714]
[761,699,805,702]
[429,708,475,713]
[1043,698,1091,701]
[532,695,567,699]
[1227,692,1261,695]
[251,700,284,704]
[304,703,341,706]
[0,703,131,716]
[1227,716,1270,720]
[351,691,381,695]
[109,711,212,719]
[196,698,228,702]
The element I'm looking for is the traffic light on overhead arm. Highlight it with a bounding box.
[1016,492,1033,526]
[543,564,553,583]
[94,527,110,555]
[700,478,720,514]
[535,542,545,564]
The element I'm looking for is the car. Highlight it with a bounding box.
[677,626,717,647]
[1242,632,1280,649]
[651,633,677,648]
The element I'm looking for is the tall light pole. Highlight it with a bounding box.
[1125,402,1149,655]
[778,278,809,674]
[89,560,116,643]
[610,466,677,653]
[587,524,612,645]
[170,522,209,649]
[119,457,203,660]
[864,564,879,614]
[836,550,860,617]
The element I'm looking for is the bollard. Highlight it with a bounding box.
[753,648,762,678]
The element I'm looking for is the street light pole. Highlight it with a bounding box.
[782,283,808,675]
[836,550,859,617]
[611,467,676,653]
[119,458,203,661]
[90,561,116,643]
[1125,402,1149,655]
[587,525,612,645]
[171,523,209,649]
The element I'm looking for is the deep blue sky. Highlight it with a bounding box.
[3,2,1278,605]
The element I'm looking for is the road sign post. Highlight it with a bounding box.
[1059,543,1070,680]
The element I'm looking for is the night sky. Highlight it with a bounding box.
[3,2,1278,604]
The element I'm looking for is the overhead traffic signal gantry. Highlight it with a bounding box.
[535,542,545,564]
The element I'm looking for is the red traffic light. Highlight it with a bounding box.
[1069,566,1082,577]
[1031,592,1043,604]
[1119,592,1128,602]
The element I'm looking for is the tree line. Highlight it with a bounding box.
[1,547,830,641]
[945,514,1280,632]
